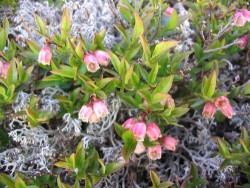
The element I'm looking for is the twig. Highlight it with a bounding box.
[149,5,162,43]
[204,41,236,53]
[107,0,126,29]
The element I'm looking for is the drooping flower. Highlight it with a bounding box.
[84,53,100,73]
[146,122,162,141]
[147,145,162,160]
[162,135,178,151]
[161,94,175,109]
[88,112,100,123]
[78,104,93,123]
[241,8,250,22]
[0,62,10,78]
[236,35,248,49]
[134,141,146,155]
[95,50,110,66]
[233,12,246,26]
[202,102,216,119]
[214,96,235,118]
[132,121,147,142]
[93,100,109,119]
[123,117,136,130]
[164,7,174,16]
[38,46,52,65]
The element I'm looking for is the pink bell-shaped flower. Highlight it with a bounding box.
[93,100,109,119]
[0,62,10,78]
[202,102,216,119]
[123,117,136,130]
[95,50,110,66]
[162,135,178,151]
[164,7,174,16]
[147,145,162,160]
[146,122,162,141]
[132,121,147,142]
[241,8,250,22]
[84,53,100,73]
[78,104,93,123]
[236,35,248,49]
[38,46,52,65]
[134,141,146,155]
[214,96,235,119]
[233,12,246,26]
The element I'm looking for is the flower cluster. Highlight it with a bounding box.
[233,8,250,26]
[83,50,110,73]
[38,46,52,65]
[0,61,10,78]
[78,98,109,123]
[122,117,178,160]
[202,96,235,119]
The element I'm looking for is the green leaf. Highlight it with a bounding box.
[148,63,158,84]
[85,176,92,188]
[110,52,121,74]
[132,12,144,39]
[203,71,216,98]
[114,24,128,41]
[57,177,71,188]
[105,162,124,175]
[153,75,174,95]
[15,177,27,188]
[241,127,250,147]
[243,82,250,95]
[114,123,127,138]
[0,173,15,187]
[7,61,18,86]
[170,107,189,118]
[217,138,230,157]
[75,41,85,59]
[61,8,71,40]
[54,161,73,170]
[166,10,178,30]
[125,64,134,84]
[51,65,77,79]
[0,29,7,50]
[122,130,137,161]
[158,181,174,188]
[150,41,179,64]
[3,17,9,34]
[117,92,138,107]
[150,170,160,187]
[139,34,151,62]
[27,40,41,55]
[33,14,46,35]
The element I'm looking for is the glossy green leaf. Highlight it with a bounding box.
[217,138,230,157]
[27,40,41,55]
[114,123,127,138]
[0,173,15,187]
[150,170,160,187]
[203,71,216,98]
[15,177,27,188]
[153,75,174,95]
[148,63,158,84]
[132,12,144,39]
[122,130,137,161]
[33,14,46,35]
[105,162,124,175]
[139,34,151,62]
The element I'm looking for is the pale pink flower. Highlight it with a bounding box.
[236,35,248,49]
[241,9,250,22]
[84,53,100,73]
[78,104,93,122]
[88,112,100,123]
[161,94,175,108]
[147,145,162,160]
[214,96,235,119]
[233,12,246,26]
[93,100,109,119]
[38,46,52,65]
[123,117,136,130]
[134,141,146,155]
[95,50,110,66]
[132,121,147,142]
[164,7,174,16]
[162,135,178,151]
[146,122,162,141]
[0,62,10,78]
[202,102,216,119]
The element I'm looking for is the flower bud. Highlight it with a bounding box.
[161,94,175,109]
[132,121,147,142]
[202,102,216,119]
[78,104,93,122]
[134,141,146,155]
[214,96,235,119]
[95,50,110,66]
[236,35,248,49]
[233,12,246,26]
[146,122,162,141]
[38,46,52,65]
[0,62,10,78]
[93,100,109,119]
[147,145,162,160]
[241,9,250,22]
[164,7,174,16]
[84,53,100,73]
[123,117,136,130]
[162,135,178,151]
